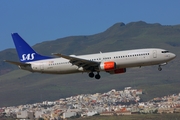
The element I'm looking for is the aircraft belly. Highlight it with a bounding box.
[43,64,79,74]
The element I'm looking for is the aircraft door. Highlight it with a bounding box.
[153,50,157,58]
[40,64,44,71]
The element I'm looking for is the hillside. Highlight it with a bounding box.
[0,21,180,107]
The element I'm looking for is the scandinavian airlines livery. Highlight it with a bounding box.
[5,33,176,79]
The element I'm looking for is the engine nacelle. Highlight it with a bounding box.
[109,68,126,74]
[99,61,116,71]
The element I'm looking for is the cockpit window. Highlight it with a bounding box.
[162,51,169,53]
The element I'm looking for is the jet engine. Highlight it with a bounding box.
[99,61,116,71]
[108,68,126,74]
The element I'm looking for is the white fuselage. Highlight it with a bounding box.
[21,48,176,74]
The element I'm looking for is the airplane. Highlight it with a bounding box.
[5,33,176,79]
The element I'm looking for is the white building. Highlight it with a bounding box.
[87,111,98,116]
[63,111,77,119]
[16,111,28,119]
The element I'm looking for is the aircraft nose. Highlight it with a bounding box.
[171,53,176,59]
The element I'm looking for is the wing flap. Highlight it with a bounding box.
[52,53,100,70]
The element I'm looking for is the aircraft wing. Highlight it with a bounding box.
[52,53,100,71]
[4,60,30,66]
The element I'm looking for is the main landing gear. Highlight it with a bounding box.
[89,72,101,79]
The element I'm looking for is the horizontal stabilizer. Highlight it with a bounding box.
[4,60,30,66]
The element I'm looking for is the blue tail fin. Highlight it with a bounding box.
[12,33,53,62]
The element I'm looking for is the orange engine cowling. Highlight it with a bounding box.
[109,68,126,74]
[99,61,116,71]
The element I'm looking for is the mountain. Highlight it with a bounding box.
[0,21,180,107]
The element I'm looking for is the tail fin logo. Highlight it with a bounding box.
[12,33,53,62]
[21,53,35,61]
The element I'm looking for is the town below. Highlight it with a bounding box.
[1,87,180,119]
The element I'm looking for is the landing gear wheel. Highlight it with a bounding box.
[158,66,162,71]
[89,72,94,78]
[95,74,101,79]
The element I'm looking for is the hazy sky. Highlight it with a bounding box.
[1,0,180,51]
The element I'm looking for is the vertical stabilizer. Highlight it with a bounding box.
[11,33,52,62]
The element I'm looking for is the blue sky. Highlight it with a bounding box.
[1,0,180,51]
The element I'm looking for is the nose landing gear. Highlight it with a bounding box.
[158,63,167,71]
[158,65,162,71]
